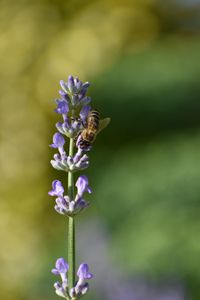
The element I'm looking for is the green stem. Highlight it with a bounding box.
[68,138,75,291]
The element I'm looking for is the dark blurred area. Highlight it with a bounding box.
[1,0,200,299]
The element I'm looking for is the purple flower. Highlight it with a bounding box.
[48,179,89,216]
[54,196,89,216]
[59,89,67,97]
[59,75,91,107]
[74,77,82,90]
[50,133,65,149]
[50,153,68,172]
[55,99,69,114]
[67,75,75,93]
[48,180,64,197]
[60,80,68,93]
[82,81,90,90]
[54,197,70,215]
[71,263,93,297]
[50,149,89,173]
[77,263,94,280]
[76,176,92,197]
[80,105,91,123]
[52,258,69,298]
[52,258,69,275]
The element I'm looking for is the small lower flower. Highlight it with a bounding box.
[54,281,68,298]
[48,180,64,197]
[52,258,69,299]
[49,178,91,216]
[75,176,92,198]
[55,196,89,216]
[50,148,89,172]
[52,259,93,299]
[50,132,66,155]
[70,263,94,299]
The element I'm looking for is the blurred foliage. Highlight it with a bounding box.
[0,0,200,299]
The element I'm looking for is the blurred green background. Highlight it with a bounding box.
[1,0,200,299]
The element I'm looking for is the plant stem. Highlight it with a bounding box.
[68,138,75,291]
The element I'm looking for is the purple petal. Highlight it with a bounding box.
[85,272,93,279]
[50,133,65,148]
[52,268,60,275]
[56,197,68,210]
[76,175,92,197]
[73,148,83,164]
[59,90,66,96]
[75,198,89,209]
[48,180,64,197]
[59,90,70,101]
[74,77,83,90]
[55,258,69,274]
[82,82,90,89]
[55,99,69,114]
[67,75,75,92]
[60,80,68,92]
[54,205,65,215]
[80,105,91,122]
[77,263,93,279]
[77,263,88,278]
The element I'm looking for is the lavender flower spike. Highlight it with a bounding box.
[76,176,92,198]
[49,75,109,299]
[48,180,64,197]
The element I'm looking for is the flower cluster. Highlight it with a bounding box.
[49,75,95,299]
[50,75,93,173]
[48,176,92,216]
[52,258,93,299]
[50,133,89,172]
[55,75,91,139]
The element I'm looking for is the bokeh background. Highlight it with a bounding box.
[1,0,200,299]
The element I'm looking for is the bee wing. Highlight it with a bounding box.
[97,117,111,134]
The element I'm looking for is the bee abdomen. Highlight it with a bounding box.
[88,109,100,129]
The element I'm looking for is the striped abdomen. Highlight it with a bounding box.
[87,110,100,131]
[81,110,100,145]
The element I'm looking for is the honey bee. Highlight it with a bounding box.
[76,109,110,149]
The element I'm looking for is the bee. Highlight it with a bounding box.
[76,109,110,149]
